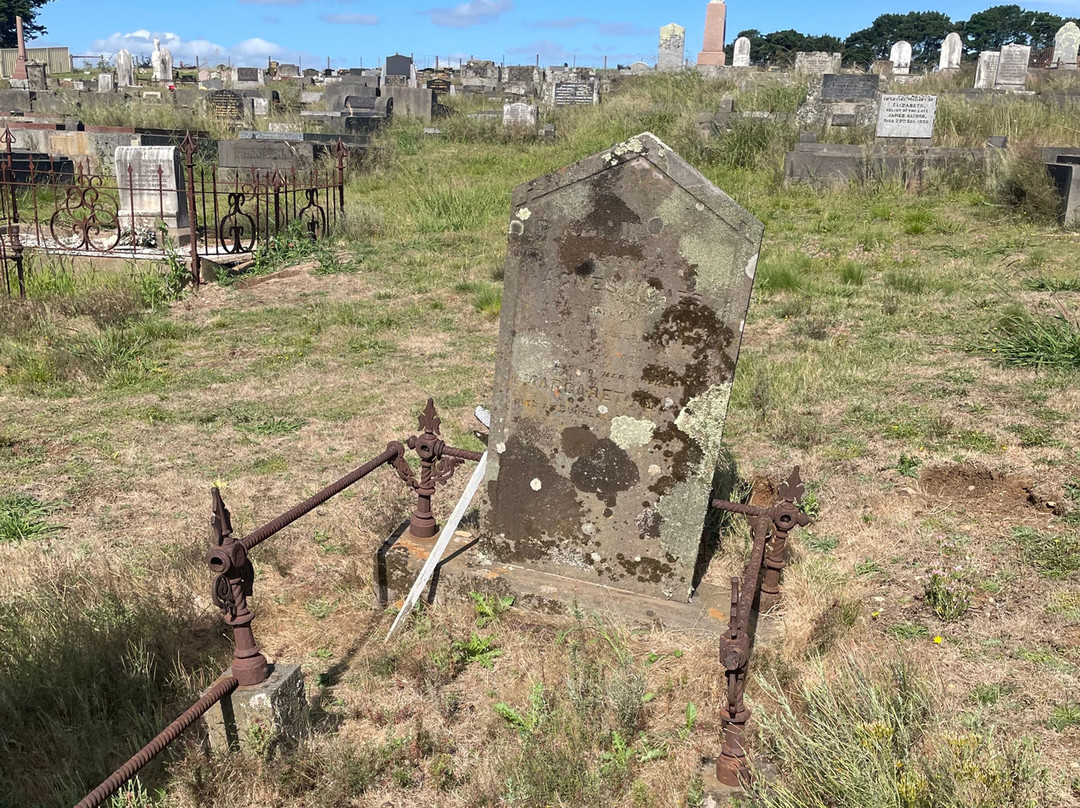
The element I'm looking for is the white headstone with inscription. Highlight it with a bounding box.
[732,36,751,67]
[1055,21,1080,69]
[114,146,188,231]
[939,32,962,70]
[98,73,114,92]
[503,101,538,128]
[794,51,842,74]
[994,43,1030,89]
[876,94,937,139]
[974,51,1000,88]
[890,41,913,74]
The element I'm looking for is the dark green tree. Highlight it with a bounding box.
[0,0,52,49]
[843,11,955,68]
[960,4,1065,51]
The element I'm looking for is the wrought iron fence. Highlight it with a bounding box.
[0,128,348,297]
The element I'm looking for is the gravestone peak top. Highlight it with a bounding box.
[483,131,763,602]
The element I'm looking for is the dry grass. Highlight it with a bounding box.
[1,74,1080,807]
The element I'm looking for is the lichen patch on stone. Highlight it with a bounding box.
[609,415,655,449]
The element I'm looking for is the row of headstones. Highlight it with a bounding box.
[665,20,1079,76]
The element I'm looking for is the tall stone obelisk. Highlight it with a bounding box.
[697,0,727,66]
[12,16,28,80]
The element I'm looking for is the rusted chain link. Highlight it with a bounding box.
[73,676,239,808]
[240,443,403,551]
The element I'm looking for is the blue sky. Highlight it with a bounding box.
[34,0,1080,69]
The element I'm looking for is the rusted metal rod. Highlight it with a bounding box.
[73,676,238,808]
[712,467,810,788]
[240,443,403,552]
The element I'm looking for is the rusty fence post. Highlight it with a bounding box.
[206,487,269,687]
[2,127,25,298]
[334,138,346,213]
[712,468,810,787]
[181,131,200,288]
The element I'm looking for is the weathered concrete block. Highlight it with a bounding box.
[202,664,307,756]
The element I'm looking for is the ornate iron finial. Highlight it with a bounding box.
[210,486,233,545]
[418,398,441,435]
[777,466,804,504]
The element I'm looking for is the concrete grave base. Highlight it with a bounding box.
[699,760,746,806]
[375,521,750,635]
[202,664,307,755]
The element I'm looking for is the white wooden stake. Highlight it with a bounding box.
[386,452,488,640]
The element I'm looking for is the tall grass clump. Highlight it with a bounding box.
[990,148,1063,222]
[408,183,506,233]
[981,306,1080,370]
[0,560,228,806]
[749,656,1049,807]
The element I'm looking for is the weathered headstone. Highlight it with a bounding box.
[876,94,937,139]
[277,63,300,79]
[503,102,538,128]
[116,49,134,87]
[975,51,1000,89]
[732,36,751,67]
[939,32,962,70]
[657,23,686,72]
[1055,21,1080,69]
[629,61,651,75]
[26,63,46,91]
[995,43,1031,89]
[232,67,264,87]
[250,96,269,116]
[208,89,245,120]
[98,72,114,92]
[794,51,841,74]
[217,139,315,174]
[552,79,598,106]
[482,132,763,602]
[114,146,188,231]
[820,73,879,100]
[890,41,913,75]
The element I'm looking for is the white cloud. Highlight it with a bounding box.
[507,39,575,62]
[88,30,300,65]
[424,0,513,28]
[320,12,378,23]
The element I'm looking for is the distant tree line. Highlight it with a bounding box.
[727,4,1076,69]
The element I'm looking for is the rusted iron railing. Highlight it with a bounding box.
[713,468,810,787]
[72,398,482,808]
[0,127,348,297]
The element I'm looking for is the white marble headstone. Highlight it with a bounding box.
[876,94,937,139]
[994,43,1031,89]
[732,37,751,68]
[939,32,962,70]
[974,51,1000,89]
[114,146,188,231]
[890,41,913,74]
[116,49,134,87]
[1055,21,1080,69]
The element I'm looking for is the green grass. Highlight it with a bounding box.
[454,280,503,317]
[982,309,1080,370]
[0,492,64,543]
[1013,526,1080,579]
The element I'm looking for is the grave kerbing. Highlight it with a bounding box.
[482,132,763,602]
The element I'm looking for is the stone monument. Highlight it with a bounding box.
[696,0,728,66]
[939,32,962,70]
[732,36,751,68]
[876,94,937,140]
[114,146,189,232]
[98,72,114,93]
[503,102,539,129]
[658,23,686,72]
[151,38,173,84]
[116,49,134,87]
[994,43,1031,90]
[1055,21,1080,69]
[482,132,764,603]
[890,41,913,75]
[794,52,841,75]
[974,51,1000,89]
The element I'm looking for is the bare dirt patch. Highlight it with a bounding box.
[920,462,1064,517]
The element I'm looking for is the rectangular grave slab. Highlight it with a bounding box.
[217,139,315,174]
[876,94,937,139]
[820,73,879,100]
[552,80,598,106]
[482,132,764,602]
[114,145,188,231]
